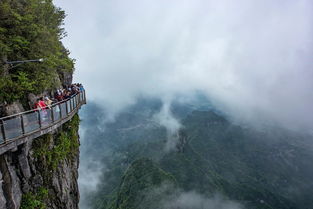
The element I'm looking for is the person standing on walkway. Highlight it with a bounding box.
[35,97,48,123]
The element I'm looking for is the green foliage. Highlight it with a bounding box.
[0,0,74,104]
[15,71,35,91]
[24,115,80,207]
[20,187,48,209]
[32,114,80,170]
[0,71,35,103]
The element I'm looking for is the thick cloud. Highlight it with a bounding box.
[54,0,313,130]
[52,2,313,208]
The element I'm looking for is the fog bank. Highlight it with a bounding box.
[55,0,313,131]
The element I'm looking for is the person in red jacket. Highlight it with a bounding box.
[34,98,46,109]
[35,98,48,123]
[38,97,47,110]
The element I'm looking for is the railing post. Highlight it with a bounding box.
[65,101,69,115]
[75,95,78,108]
[37,111,42,128]
[71,98,73,111]
[59,104,62,119]
[71,98,73,112]
[20,115,25,135]
[69,99,72,113]
[51,106,54,123]
[0,120,6,142]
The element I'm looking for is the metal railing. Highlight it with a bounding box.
[0,90,86,145]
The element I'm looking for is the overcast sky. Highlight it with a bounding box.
[53,0,313,131]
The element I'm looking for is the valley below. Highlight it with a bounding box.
[78,98,313,209]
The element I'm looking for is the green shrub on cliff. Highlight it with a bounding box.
[0,71,35,103]
[33,114,80,170]
[20,187,48,209]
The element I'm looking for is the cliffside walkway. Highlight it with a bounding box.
[0,91,86,155]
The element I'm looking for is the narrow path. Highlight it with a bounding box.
[0,91,86,155]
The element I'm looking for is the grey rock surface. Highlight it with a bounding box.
[0,127,80,209]
[3,102,24,117]
[0,170,7,209]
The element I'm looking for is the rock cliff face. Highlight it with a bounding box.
[0,0,79,207]
[0,115,80,209]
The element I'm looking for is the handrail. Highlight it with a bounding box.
[0,93,79,121]
[0,90,86,146]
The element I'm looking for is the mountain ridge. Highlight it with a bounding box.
[80,99,313,209]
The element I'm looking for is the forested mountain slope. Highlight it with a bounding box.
[80,99,313,209]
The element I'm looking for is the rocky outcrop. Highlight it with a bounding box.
[0,115,80,209]
[2,102,25,117]
[60,71,73,87]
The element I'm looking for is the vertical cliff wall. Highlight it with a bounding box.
[0,1,80,207]
[0,114,80,209]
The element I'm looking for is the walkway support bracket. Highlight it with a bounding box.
[0,120,6,142]
[20,115,25,135]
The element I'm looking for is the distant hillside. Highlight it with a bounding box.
[80,99,313,209]
[108,158,176,209]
